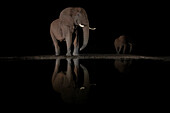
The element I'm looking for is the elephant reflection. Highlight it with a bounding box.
[52,58,93,104]
[114,59,132,73]
[50,7,96,56]
[114,35,132,54]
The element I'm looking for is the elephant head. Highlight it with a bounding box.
[114,35,133,54]
[50,7,96,56]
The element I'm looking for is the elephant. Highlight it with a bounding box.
[114,35,132,54]
[51,58,95,104]
[114,59,132,73]
[50,7,96,56]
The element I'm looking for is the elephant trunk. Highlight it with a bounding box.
[80,64,89,87]
[80,25,89,51]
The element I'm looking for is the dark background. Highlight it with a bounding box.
[0,1,170,109]
[0,0,170,57]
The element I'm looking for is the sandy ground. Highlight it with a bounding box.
[1,54,170,61]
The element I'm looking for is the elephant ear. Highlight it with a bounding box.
[59,7,74,26]
[60,15,74,26]
[79,8,89,24]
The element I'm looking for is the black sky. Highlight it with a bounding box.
[0,0,170,56]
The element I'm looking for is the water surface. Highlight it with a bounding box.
[1,56,170,109]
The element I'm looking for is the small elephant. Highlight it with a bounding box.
[114,59,132,73]
[114,35,132,54]
[50,7,96,56]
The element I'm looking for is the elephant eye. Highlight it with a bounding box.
[77,13,81,16]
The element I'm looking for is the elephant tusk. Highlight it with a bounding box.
[79,24,85,27]
[89,27,96,30]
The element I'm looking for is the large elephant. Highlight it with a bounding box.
[50,7,96,56]
[114,35,132,54]
[51,58,94,104]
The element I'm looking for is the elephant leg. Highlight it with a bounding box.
[73,58,79,81]
[117,46,122,54]
[123,44,127,54]
[115,46,117,53]
[73,30,79,56]
[65,31,72,56]
[115,45,119,54]
[55,58,61,73]
[129,43,132,53]
[66,58,72,83]
[50,31,60,55]
[52,58,61,83]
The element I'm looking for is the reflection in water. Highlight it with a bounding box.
[114,59,132,73]
[0,58,170,108]
[51,58,95,104]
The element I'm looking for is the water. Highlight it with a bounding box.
[0,58,170,109]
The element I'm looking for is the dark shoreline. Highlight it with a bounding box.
[1,54,170,61]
